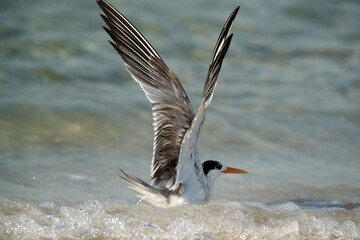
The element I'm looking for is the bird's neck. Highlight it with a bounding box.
[206,177,215,193]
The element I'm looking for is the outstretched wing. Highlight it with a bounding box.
[97,0,195,190]
[175,7,239,195]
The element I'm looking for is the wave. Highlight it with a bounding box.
[0,198,359,239]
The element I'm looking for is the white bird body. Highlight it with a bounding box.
[97,0,247,208]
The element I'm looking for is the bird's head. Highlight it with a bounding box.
[202,160,247,181]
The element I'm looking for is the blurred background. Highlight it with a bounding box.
[0,0,359,204]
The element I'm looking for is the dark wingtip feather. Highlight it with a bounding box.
[202,7,239,107]
[234,6,240,15]
[100,13,108,22]
[96,0,108,8]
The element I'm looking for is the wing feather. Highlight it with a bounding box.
[175,7,239,193]
[97,0,194,190]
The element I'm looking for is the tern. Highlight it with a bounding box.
[97,0,247,208]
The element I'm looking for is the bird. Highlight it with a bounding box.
[97,0,247,208]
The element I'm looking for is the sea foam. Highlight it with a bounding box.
[1,198,359,239]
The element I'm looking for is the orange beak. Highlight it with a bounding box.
[222,167,248,174]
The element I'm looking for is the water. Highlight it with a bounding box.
[0,0,359,239]
[1,199,359,239]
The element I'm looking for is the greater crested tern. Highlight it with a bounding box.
[97,0,247,208]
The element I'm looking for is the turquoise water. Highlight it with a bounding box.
[1,0,359,239]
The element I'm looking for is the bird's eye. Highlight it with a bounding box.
[216,165,222,170]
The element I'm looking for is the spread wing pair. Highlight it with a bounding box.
[97,0,239,193]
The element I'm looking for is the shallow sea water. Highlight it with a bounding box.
[0,0,360,239]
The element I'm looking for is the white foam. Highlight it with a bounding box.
[0,198,359,239]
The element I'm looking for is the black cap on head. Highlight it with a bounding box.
[202,160,222,176]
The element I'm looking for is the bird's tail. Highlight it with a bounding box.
[118,167,178,208]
